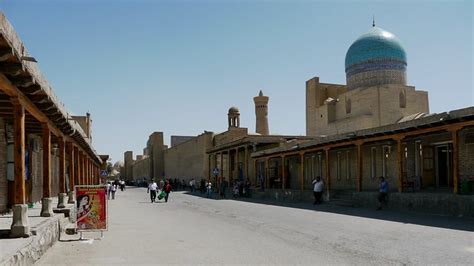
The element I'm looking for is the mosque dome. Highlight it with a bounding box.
[345,26,407,90]
[228,106,240,114]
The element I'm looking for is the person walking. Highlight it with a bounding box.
[106,182,111,200]
[206,179,212,198]
[312,176,324,204]
[377,176,389,210]
[163,180,172,203]
[147,180,158,203]
[111,182,117,200]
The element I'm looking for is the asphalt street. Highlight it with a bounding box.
[36,187,474,265]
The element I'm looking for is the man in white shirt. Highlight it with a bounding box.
[147,180,158,203]
[312,176,324,205]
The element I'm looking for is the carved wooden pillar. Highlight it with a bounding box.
[41,123,53,217]
[451,128,460,194]
[356,141,363,192]
[300,152,305,192]
[281,155,285,190]
[67,142,75,203]
[57,137,67,208]
[12,99,26,205]
[397,138,403,193]
[244,146,249,179]
[325,148,331,194]
[10,98,29,237]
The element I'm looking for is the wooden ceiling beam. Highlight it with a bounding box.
[0,47,14,61]
[0,62,24,76]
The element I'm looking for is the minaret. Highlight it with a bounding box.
[253,90,269,135]
[228,107,240,129]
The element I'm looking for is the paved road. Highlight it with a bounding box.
[37,187,473,265]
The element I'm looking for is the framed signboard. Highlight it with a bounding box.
[75,185,108,232]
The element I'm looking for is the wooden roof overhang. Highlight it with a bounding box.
[206,134,314,154]
[0,13,102,164]
[252,107,474,159]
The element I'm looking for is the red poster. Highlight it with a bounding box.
[75,186,107,231]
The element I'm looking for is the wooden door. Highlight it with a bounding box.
[422,146,435,188]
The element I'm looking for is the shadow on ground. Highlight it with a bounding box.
[181,190,474,232]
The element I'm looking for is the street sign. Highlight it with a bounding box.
[213,168,219,176]
[100,170,108,177]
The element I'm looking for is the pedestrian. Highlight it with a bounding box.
[147,179,158,203]
[259,174,265,192]
[106,182,111,200]
[159,179,165,190]
[206,179,212,198]
[189,178,196,193]
[200,179,205,193]
[219,178,226,199]
[312,176,324,204]
[233,181,239,198]
[377,176,389,210]
[244,178,251,197]
[111,182,117,200]
[163,180,172,203]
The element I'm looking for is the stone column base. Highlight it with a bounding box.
[40,197,54,217]
[67,191,75,204]
[10,204,30,238]
[57,193,67,208]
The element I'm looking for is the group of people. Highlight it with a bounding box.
[105,179,127,200]
[147,179,173,203]
[312,176,389,210]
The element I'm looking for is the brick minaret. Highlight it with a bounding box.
[253,90,269,135]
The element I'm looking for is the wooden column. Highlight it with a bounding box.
[300,152,305,192]
[227,150,232,184]
[244,146,248,179]
[397,138,403,193]
[67,142,75,191]
[42,124,51,198]
[74,147,80,185]
[12,99,26,204]
[236,148,240,180]
[451,129,459,194]
[265,157,269,188]
[78,151,83,185]
[220,152,224,181]
[281,155,285,190]
[58,138,66,193]
[325,148,331,193]
[356,141,363,192]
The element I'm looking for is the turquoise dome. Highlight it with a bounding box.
[345,27,406,71]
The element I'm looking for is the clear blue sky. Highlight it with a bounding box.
[1,0,472,163]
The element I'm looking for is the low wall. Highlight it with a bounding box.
[352,192,474,217]
[0,213,70,265]
[242,189,474,217]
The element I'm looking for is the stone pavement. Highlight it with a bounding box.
[0,198,73,265]
[37,188,473,265]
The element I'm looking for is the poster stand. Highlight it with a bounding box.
[75,185,108,241]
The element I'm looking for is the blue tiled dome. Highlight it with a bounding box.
[345,27,407,90]
[345,27,406,70]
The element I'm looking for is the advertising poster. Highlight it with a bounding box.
[75,185,107,231]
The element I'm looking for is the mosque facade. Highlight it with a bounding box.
[123,25,473,216]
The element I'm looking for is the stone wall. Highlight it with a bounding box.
[164,132,213,182]
[308,83,429,137]
[132,156,151,181]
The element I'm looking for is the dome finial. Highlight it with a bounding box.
[372,15,375,27]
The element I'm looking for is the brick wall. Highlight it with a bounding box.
[459,127,474,183]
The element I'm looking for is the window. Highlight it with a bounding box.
[345,97,351,114]
[399,90,406,108]
[371,147,377,178]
